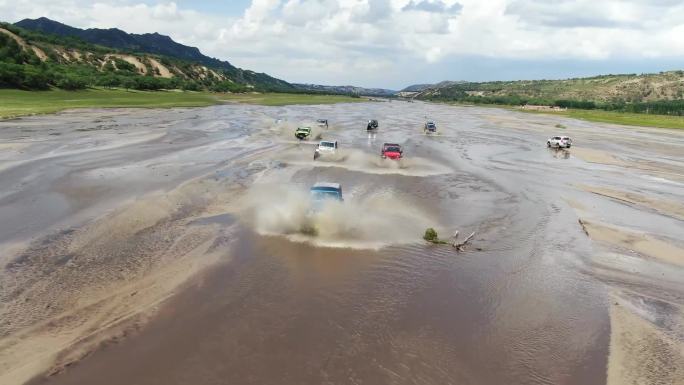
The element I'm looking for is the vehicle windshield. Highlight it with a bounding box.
[311,190,340,200]
[321,142,335,148]
[385,147,401,152]
[553,137,562,140]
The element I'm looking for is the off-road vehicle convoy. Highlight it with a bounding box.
[295,127,312,140]
[547,136,572,148]
[291,118,579,241]
[367,120,379,131]
[381,143,403,160]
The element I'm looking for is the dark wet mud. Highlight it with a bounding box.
[2,102,683,385]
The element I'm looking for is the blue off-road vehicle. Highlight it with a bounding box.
[301,182,344,234]
[310,182,343,211]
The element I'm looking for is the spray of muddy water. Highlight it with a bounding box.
[240,184,434,249]
[256,117,324,143]
[283,148,451,177]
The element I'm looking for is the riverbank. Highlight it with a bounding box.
[0,89,364,119]
[436,100,684,129]
[520,107,684,130]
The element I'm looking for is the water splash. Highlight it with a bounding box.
[240,184,434,249]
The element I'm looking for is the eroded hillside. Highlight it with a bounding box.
[0,22,291,91]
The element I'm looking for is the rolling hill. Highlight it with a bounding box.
[1,18,292,91]
[15,17,292,88]
[400,81,464,93]
[412,72,684,104]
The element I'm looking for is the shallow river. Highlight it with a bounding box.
[1,101,682,385]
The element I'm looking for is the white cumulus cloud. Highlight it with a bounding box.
[1,0,683,87]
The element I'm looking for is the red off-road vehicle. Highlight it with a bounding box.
[381,143,403,160]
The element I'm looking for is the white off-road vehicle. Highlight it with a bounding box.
[547,136,572,148]
[313,140,338,160]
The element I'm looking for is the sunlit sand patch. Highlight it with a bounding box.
[572,148,684,182]
[579,184,684,221]
[579,219,684,267]
[562,197,588,212]
[607,294,684,385]
[0,142,31,152]
[571,147,630,167]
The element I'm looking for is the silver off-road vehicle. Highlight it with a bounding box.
[547,136,572,148]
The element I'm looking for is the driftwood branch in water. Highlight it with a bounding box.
[423,228,476,251]
[578,219,590,236]
[452,231,476,251]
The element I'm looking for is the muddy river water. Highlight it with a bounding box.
[1,102,683,385]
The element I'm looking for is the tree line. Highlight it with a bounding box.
[426,90,684,116]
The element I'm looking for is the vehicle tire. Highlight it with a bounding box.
[547,142,551,148]
[567,144,571,148]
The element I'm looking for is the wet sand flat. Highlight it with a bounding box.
[607,295,684,385]
[1,102,683,385]
[579,184,684,221]
[578,219,684,267]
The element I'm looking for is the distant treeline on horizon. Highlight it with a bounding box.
[424,94,684,116]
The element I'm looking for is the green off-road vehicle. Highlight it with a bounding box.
[295,127,312,140]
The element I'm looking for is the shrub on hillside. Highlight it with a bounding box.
[55,74,87,90]
[210,80,248,93]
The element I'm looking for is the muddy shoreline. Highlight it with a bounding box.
[1,102,683,384]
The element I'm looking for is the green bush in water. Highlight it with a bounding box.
[423,228,439,242]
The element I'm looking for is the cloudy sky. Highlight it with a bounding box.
[2,0,683,89]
